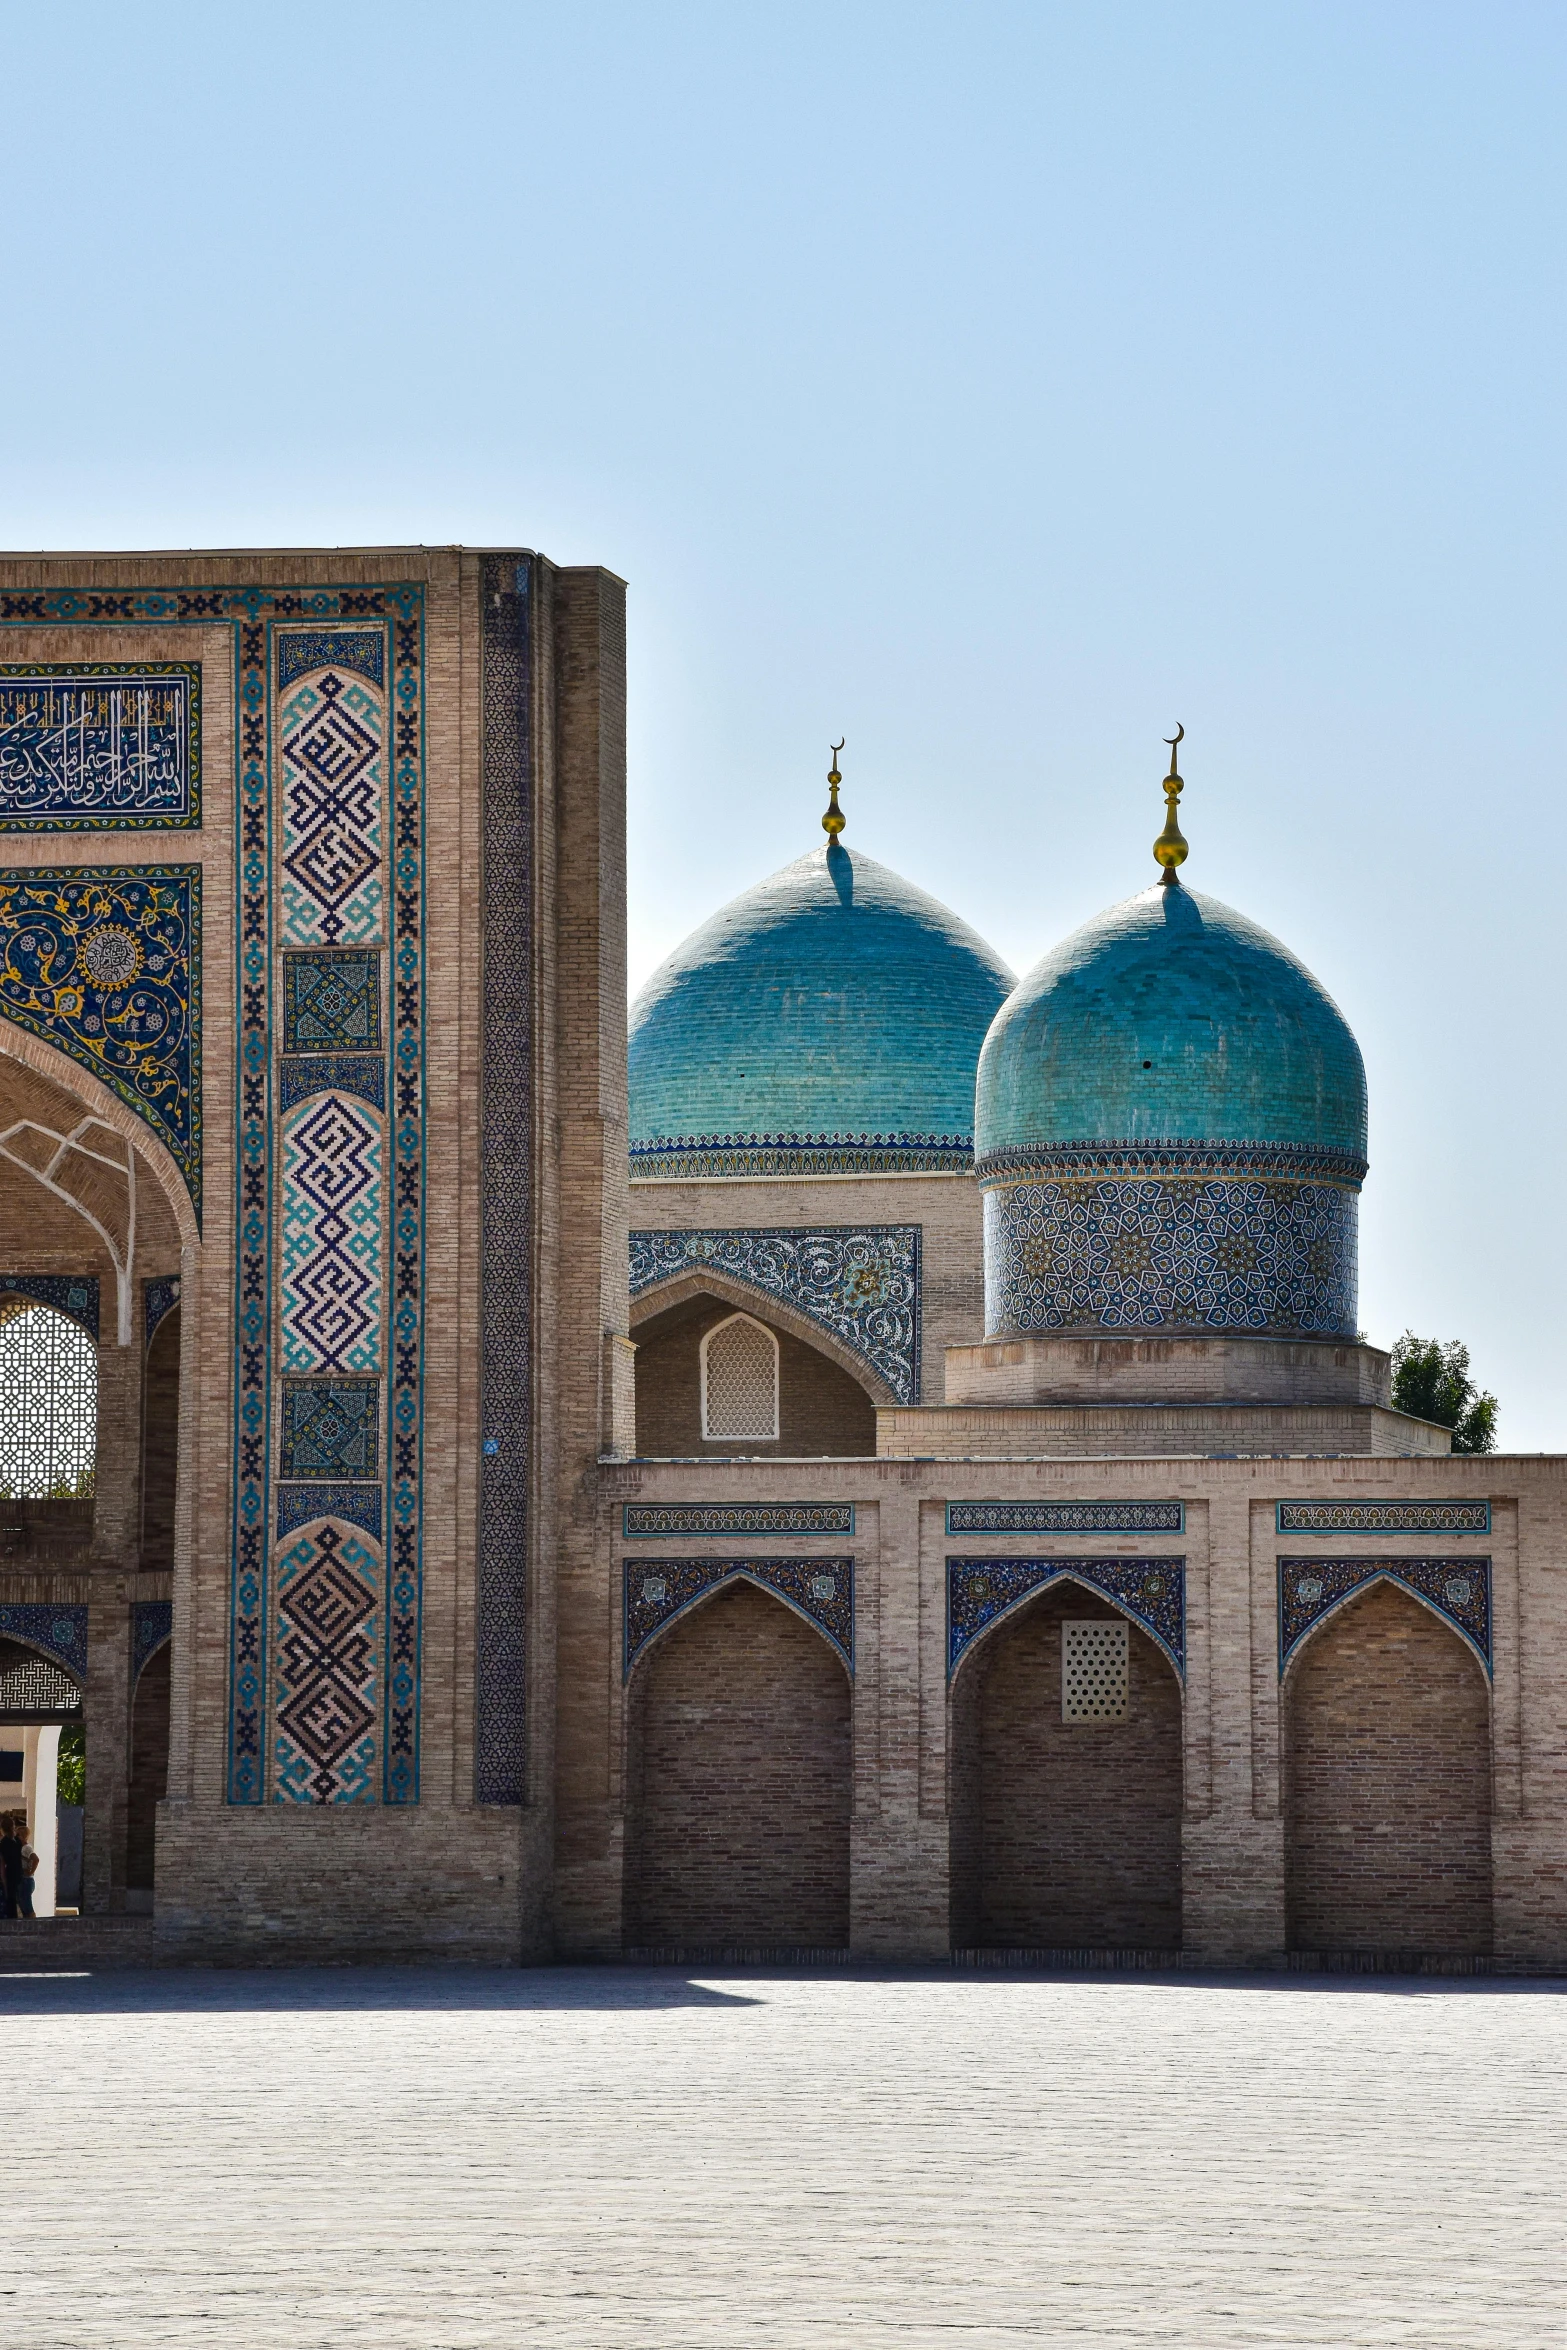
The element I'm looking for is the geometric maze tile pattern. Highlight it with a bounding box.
[280,672,384,946]
[946,1556,1186,1680]
[623,1556,854,1676]
[0,664,200,829]
[1277,1555,1492,1677]
[282,1094,383,1373]
[630,1224,922,1403]
[274,1522,380,1803]
[983,1169,1358,1337]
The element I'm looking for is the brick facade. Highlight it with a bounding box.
[950,1584,1182,1949]
[1284,1580,1492,1954]
[624,1578,851,1948]
[633,1292,877,1457]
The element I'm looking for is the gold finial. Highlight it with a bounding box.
[822,740,846,845]
[1153,723,1187,886]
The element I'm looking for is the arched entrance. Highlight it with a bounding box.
[0,1636,85,1915]
[624,1578,852,1949]
[950,1583,1183,1950]
[1284,1579,1492,1956]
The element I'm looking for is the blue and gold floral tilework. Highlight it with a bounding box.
[947,1556,1185,1678]
[1278,1555,1491,1675]
[624,1555,854,1674]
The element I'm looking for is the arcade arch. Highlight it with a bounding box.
[623,1577,852,1950]
[631,1283,879,1456]
[949,1581,1183,1951]
[1283,1579,1492,1957]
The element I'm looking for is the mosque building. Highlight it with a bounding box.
[0,545,1560,1970]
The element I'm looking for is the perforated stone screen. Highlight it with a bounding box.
[702,1315,779,1440]
[1062,1619,1129,1721]
[0,1302,96,1499]
[0,1650,81,1716]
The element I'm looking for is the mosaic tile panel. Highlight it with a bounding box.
[132,1598,172,1681]
[279,1053,384,1116]
[281,949,382,1052]
[0,864,200,1212]
[632,1135,975,1180]
[276,1481,383,1543]
[0,663,199,829]
[624,1556,854,1675]
[947,1556,1185,1679]
[281,1094,383,1374]
[0,1601,87,1681]
[277,630,385,693]
[279,1379,380,1481]
[0,578,426,1811]
[1278,1556,1492,1676]
[630,1225,921,1404]
[624,1502,854,1538]
[273,1522,380,1803]
[1277,1500,1490,1535]
[983,1170,1356,1336]
[142,1275,179,1349]
[0,1273,98,1341]
[279,669,384,946]
[947,1499,1183,1536]
[476,556,532,1805]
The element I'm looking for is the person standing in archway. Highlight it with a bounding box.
[0,1814,22,1919]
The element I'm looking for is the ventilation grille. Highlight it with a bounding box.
[703,1316,778,1440]
[1062,1619,1129,1722]
[0,1652,82,1716]
[0,1305,96,1499]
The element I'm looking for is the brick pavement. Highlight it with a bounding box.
[6,1965,1563,2347]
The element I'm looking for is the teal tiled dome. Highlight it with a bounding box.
[977,882,1366,1165]
[630,843,1015,1178]
[975,880,1368,1339]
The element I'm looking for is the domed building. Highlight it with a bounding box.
[626,765,1014,1453]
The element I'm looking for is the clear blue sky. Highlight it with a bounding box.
[4,2,1563,1441]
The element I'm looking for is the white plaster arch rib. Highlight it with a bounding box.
[0,1113,135,1345]
[0,1018,199,1253]
[629,1267,901,1410]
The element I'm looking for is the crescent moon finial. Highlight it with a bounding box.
[1153,726,1188,886]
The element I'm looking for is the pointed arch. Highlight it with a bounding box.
[699,1310,779,1440]
[631,1266,901,1409]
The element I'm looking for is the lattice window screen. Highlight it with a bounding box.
[702,1314,779,1440]
[0,1652,81,1714]
[0,1304,97,1499]
[1062,1618,1129,1721]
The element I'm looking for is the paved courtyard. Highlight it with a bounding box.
[5,1964,1563,2347]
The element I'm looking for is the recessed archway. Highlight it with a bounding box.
[949,1580,1183,1951]
[1284,1578,1492,1956]
[631,1284,878,1457]
[624,1577,851,1949]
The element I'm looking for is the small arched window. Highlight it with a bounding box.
[0,1303,97,1499]
[701,1312,780,1441]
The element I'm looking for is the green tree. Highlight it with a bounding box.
[1390,1332,1498,1453]
[57,1724,85,1807]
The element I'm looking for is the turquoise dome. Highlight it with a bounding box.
[976,882,1367,1168]
[630,842,1015,1177]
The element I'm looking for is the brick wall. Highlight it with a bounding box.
[624,1578,851,1947]
[125,1645,170,1892]
[950,1585,1183,1949]
[634,1293,876,1457]
[140,1309,179,1574]
[1285,1580,1492,1955]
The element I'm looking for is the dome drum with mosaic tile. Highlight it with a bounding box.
[974,733,1369,1350]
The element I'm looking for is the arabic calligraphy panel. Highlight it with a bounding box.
[0,664,199,830]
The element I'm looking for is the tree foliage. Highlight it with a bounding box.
[56,1723,85,1807]
[1390,1332,1498,1454]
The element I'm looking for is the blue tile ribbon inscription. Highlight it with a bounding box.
[1276,1500,1489,1534]
[1278,1556,1491,1675]
[0,665,199,829]
[947,1556,1185,1678]
[947,1500,1183,1536]
[624,1502,854,1538]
